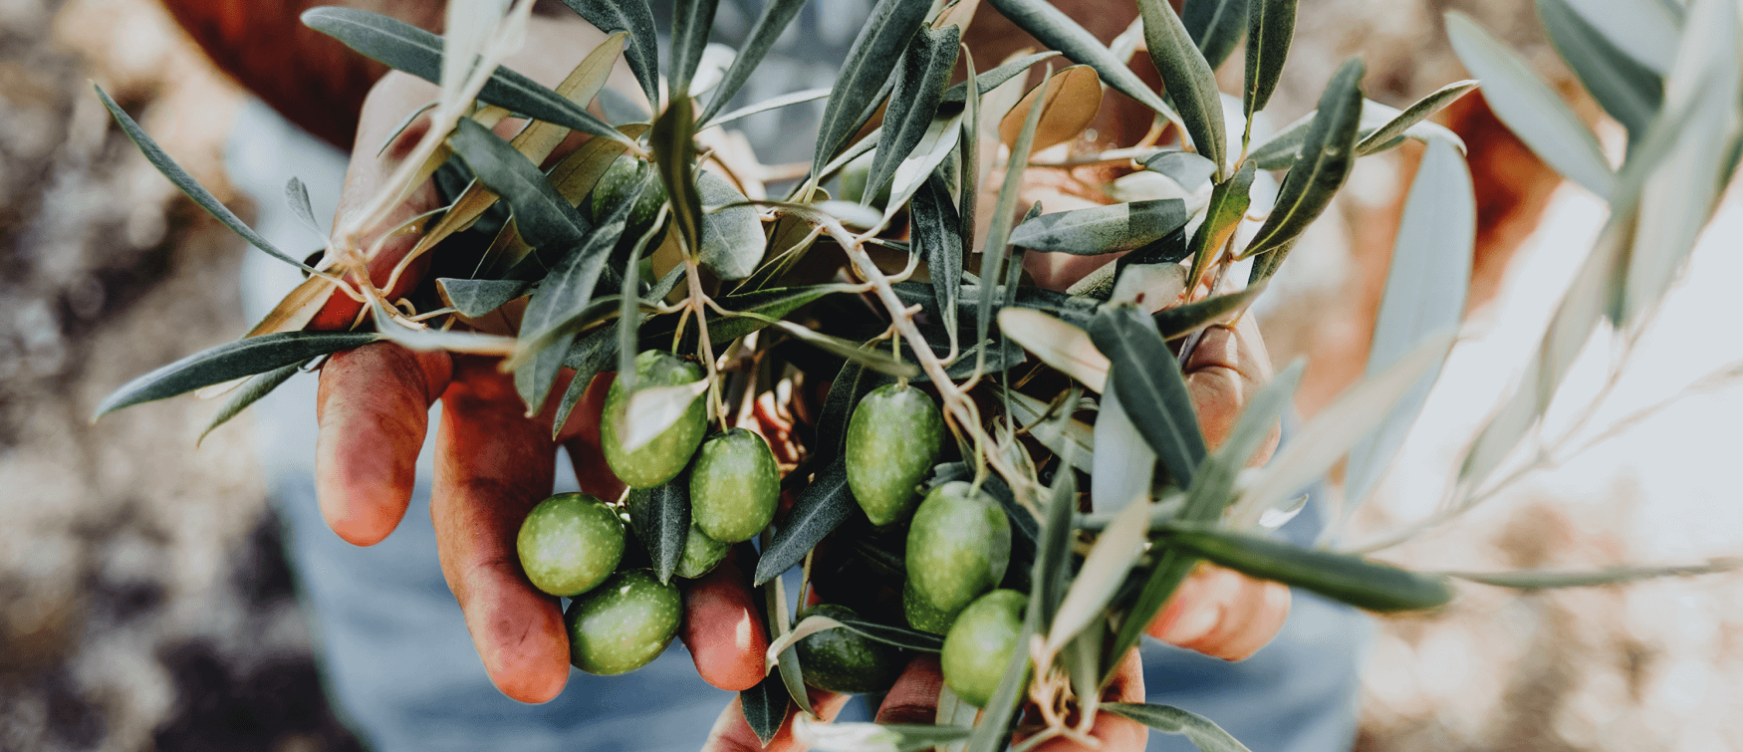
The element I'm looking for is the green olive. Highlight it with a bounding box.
[588,155,668,232]
[689,428,780,543]
[941,589,1028,707]
[845,384,945,526]
[903,577,956,635]
[601,351,708,489]
[675,522,731,579]
[515,493,625,597]
[905,481,1011,624]
[564,569,682,675]
[794,604,905,694]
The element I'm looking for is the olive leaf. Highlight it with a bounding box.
[1445,559,1743,590]
[284,177,323,237]
[1538,0,1662,139]
[912,174,963,348]
[700,285,855,344]
[669,0,721,95]
[1033,457,1078,629]
[302,7,633,148]
[1160,524,1456,612]
[437,278,528,318]
[1343,139,1474,510]
[984,0,1181,125]
[94,86,315,274]
[833,616,945,652]
[792,717,973,752]
[1243,0,1298,125]
[997,308,1109,392]
[552,326,619,437]
[1102,703,1251,752]
[940,51,1062,104]
[1249,95,1468,170]
[1354,79,1479,155]
[1045,495,1150,653]
[1088,305,1208,487]
[198,362,302,445]
[367,295,520,355]
[1243,57,1364,285]
[626,477,692,584]
[94,332,381,419]
[652,95,705,261]
[1139,0,1226,176]
[697,170,764,280]
[767,573,812,715]
[1091,375,1155,519]
[1182,0,1249,71]
[1010,200,1191,256]
[976,64,1050,373]
[754,458,854,586]
[1446,12,1615,198]
[705,87,831,130]
[995,65,1103,154]
[809,0,931,183]
[1548,0,1680,76]
[613,214,675,398]
[448,117,588,251]
[698,0,810,123]
[558,0,661,110]
[740,673,789,745]
[1006,389,1094,473]
[1153,283,1266,340]
[1185,161,1255,288]
[1144,150,1219,192]
[884,111,965,224]
[867,25,960,198]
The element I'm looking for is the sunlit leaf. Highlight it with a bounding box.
[985,0,1181,125]
[997,308,1108,392]
[1553,0,1680,76]
[1185,161,1255,288]
[198,362,301,445]
[1010,200,1191,256]
[1089,305,1208,486]
[616,377,710,454]
[1250,96,1468,170]
[995,65,1103,153]
[1244,58,1364,285]
[1354,80,1479,155]
[1007,390,1094,473]
[1161,524,1455,612]
[1092,376,1155,514]
[1046,497,1149,652]
[884,111,966,222]
[793,717,973,752]
[1144,150,1219,192]
[1103,703,1251,752]
[1243,0,1297,122]
[1139,0,1226,175]
[705,87,831,129]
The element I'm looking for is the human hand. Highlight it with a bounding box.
[309,31,769,703]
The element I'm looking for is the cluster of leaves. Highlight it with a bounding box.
[89,0,1743,749]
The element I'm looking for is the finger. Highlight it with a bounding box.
[553,370,627,501]
[315,342,452,545]
[1184,317,1278,463]
[1023,648,1148,752]
[430,356,568,703]
[679,550,771,692]
[874,656,944,725]
[701,687,851,752]
[1145,563,1292,662]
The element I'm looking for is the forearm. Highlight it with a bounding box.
[159,0,445,148]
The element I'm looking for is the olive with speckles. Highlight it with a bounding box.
[795,604,905,694]
[674,522,730,579]
[689,428,779,543]
[601,351,707,490]
[905,481,1011,625]
[903,578,956,635]
[564,569,682,675]
[845,384,944,526]
[515,493,625,597]
[587,154,668,240]
[941,589,1028,707]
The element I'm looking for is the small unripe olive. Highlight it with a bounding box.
[588,155,668,232]
[675,522,731,579]
[905,482,1011,624]
[794,604,905,694]
[903,577,956,635]
[941,589,1028,707]
[601,351,708,489]
[515,493,625,597]
[845,384,945,526]
[689,428,779,543]
[565,569,682,675]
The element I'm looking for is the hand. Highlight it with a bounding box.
[309,30,769,702]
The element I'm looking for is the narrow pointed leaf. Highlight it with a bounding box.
[669,0,721,95]
[1103,703,1251,752]
[652,96,705,260]
[985,0,1181,124]
[705,87,832,129]
[448,117,588,250]
[626,477,692,584]
[1554,0,1680,76]
[199,362,302,444]
[1251,97,1468,170]
[1186,161,1255,287]
[1153,283,1266,340]
[1139,0,1226,175]
[437,278,528,318]
[284,177,322,235]
[1355,80,1479,155]
[995,65,1104,153]
[940,51,1061,104]
[1344,139,1473,509]
[95,332,381,418]
[559,0,661,110]
[810,0,931,179]
[912,174,963,347]
[552,325,620,436]
[1092,375,1155,514]
[792,717,972,752]
[1034,451,1078,628]
[1537,0,1662,138]
[699,0,811,123]
[741,674,789,745]
[977,65,1050,372]
[617,378,710,454]
[1447,559,1743,590]
[1183,0,1249,71]
[1446,12,1615,197]
[997,308,1108,392]
[1144,150,1219,191]
[1010,200,1192,256]
[1178,360,1302,525]
[95,86,314,273]
[1046,497,1150,652]
[868,25,961,197]
[834,616,945,652]
[755,458,854,586]
[697,170,763,280]
[1243,0,1297,120]
[1162,525,1455,612]
[1244,58,1364,284]
[1088,305,1208,486]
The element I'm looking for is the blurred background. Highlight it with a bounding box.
[0,0,1737,751]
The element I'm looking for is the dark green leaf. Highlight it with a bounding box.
[1244,57,1364,285]
[448,117,588,250]
[956,54,981,266]
[198,362,302,445]
[1164,525,1456,611]
[867,25,961,198]
[669,0,721,95]
[1153,283,1265,340]
[1354,80,1479,155]
[1139,0,1227,176]
[1088,305,1207,486]
[1183,0,1249,71]
[1185,160,1255,287]
[913,174,963,347]
[95,332,381,418]
[985,0,1181,124]
[301,7,632,148]
[652,96,705,261]
[1550,0,1680,76]
[810,0,931,181]
[1103,703,1251,752]
[1144,150,1219,191]
[553,324,619,435]
[1034,449,1078,629]
[697,170,764,280]
[1446,12,1615,197]
[626,477,692,584]
[741,673,789,745]
[1243,0,1297,123]
[1538,0,1663,138]
[94,86,313,273]
[700,0,812,123]
[940,51,1062,104]
[755,458,854,586]
[437,278,528,318]
[1011,200,1192,256]
[705,285,850,343]
[835,617,945,652]
[559,0,661,109]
